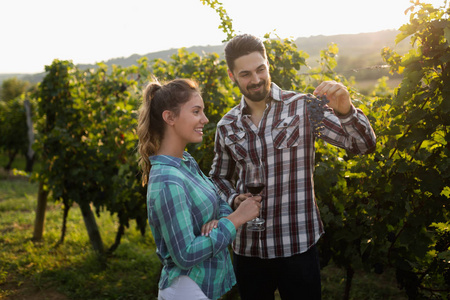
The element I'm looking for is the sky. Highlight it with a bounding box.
[0,0,447,74]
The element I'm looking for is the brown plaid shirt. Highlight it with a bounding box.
[209,83,376,258]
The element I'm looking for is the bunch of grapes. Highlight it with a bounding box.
[304,94,329,138]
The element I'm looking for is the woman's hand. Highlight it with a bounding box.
[227,195,262,229]
[237,196,262,221]
[201,219,219,236]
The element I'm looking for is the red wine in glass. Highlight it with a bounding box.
[245,164,265,231]
[245,183,266,195]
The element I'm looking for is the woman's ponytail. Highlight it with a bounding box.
[137,82,162,185]
[137,78,200,185]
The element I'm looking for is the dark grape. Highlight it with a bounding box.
[305,94,330,138]
[387,232,396,243]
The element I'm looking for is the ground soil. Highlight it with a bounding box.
[1,278,69,300]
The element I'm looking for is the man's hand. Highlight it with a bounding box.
[314,80,352,115]
[232,193,252,210]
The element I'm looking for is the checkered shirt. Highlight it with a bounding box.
[147,152,237,299]
[209,83,376,259]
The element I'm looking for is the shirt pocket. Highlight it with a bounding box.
[272,115,300,149]
[224,131,247,161]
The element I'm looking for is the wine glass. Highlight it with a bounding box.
[245,163,265,231]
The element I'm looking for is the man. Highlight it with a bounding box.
[209,34,376,299]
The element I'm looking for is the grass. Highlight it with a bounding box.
[0,177,161,300]
[0,170,408,300]
[321,265,407,300]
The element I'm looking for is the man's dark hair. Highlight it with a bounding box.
[224,34,267,73]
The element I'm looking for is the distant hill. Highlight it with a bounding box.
[297,30,408,57]
[76,45,226,72]
[1,29,410,86]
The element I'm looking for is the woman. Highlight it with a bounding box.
[137,78,261,300]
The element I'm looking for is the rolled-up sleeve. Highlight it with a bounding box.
[321,105,377,155]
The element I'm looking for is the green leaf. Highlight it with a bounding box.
[443,23,450,43]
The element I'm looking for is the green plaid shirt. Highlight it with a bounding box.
[147,152,237,300]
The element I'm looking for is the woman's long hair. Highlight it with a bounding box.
[137,78,200,185]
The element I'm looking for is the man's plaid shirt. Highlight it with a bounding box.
[147,152,237,299]
[209,83,376,259]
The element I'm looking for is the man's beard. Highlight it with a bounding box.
[236,77,271,102]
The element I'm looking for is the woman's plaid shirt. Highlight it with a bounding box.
[209,83,376,259]
[147,152,237,299]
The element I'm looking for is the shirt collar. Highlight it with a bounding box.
[269,82,283,102]
[149,151,191,168]
[237,82,282,119]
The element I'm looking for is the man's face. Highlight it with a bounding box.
[228,52,271,103]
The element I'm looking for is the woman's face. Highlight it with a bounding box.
[171,93,209,145]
